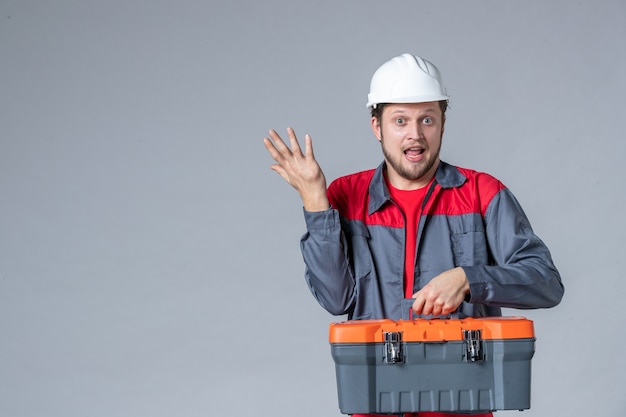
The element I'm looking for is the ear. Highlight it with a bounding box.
[441,116,446,136]
[371,116,382,142]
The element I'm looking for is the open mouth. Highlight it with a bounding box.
[404,147,425,162]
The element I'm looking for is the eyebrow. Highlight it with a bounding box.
[389,108,439,116]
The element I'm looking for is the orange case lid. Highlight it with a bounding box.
[329,317,534,344]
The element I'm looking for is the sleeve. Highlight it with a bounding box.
[462,188,565,309]
[300,208,356,316]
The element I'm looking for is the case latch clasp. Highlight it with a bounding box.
[383,331,404,364]
[463,329,484,362]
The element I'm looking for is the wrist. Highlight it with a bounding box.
[302,191,330,212]
[456,267,471,299]
[303,200,331,212]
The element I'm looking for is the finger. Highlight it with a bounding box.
[411,296,425,316]
[431,300,446,316]
[441,305,454,316]
[263,136,285,163]
[263,136,277,153]
[304,134,315,160]
[418,292,439,316]
[286,127,304,157]
[421,302,433,317]
[267,129,293,156]
[269,164,291,184]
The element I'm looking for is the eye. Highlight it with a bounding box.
[423,117,433,124]
[395,117,406,125]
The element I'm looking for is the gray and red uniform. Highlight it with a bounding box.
[300,161,563,321]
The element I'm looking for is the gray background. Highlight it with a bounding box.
[1,1,625,416]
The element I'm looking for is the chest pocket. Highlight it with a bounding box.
[417,213,488,273]
[448,212,489,265]
[451,230,489,265]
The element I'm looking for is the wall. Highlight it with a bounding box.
[1,1,625,416]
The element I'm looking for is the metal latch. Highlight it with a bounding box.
[384,331,404,364]
[463,329,484,362]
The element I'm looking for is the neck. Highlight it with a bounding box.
[386,160,439,190]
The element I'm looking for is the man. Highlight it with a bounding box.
[263,53,564,417]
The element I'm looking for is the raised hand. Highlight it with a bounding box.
[263,127,330,212]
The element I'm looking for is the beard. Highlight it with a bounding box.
[380,135,442,182]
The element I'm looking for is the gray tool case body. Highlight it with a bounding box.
[329,317,535,414]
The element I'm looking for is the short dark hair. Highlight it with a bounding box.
[370,100,449,120]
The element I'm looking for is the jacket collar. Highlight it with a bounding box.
[368,160,467,215]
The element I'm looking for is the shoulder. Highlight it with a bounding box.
[455,166,506,194]
[327,168,376,213]
[445,164,507,216]
[328,168,376,194]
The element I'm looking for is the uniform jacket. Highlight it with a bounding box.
[300,161,564,320]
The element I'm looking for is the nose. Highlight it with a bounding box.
[408,121,423,140]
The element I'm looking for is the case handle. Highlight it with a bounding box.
[401,298,465,320]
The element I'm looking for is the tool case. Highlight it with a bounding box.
[329,316,535,414]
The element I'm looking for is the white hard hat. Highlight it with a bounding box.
[366,53,449,109]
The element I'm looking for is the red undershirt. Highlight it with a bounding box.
[387,180,429,299]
